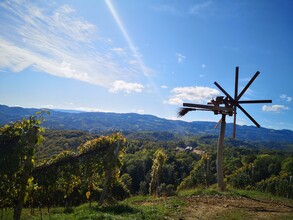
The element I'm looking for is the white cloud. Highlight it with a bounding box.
[42,104,54,109]
[128,60,139,65]
[75,107,105,112]
[132,109,145,114]
[262,105,289,112]
[39,104,104,112]
[176,53,186,63]
[189,1,212,15]
[153,5,181,16]
[201,64,206,68]
[109,80,144,94]
[165,86,219,105]
[236,118,248,126]
[0,0,150,90]
[280,94,292,102]
[110,47,126,55]
[161,85,168,89]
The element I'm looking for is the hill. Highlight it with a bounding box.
[1,104,293,144]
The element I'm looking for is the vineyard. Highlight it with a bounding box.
[1,115,293,219]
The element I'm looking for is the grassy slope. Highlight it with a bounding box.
[2,188,293,220]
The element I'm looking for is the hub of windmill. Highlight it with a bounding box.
[208,96,234,116]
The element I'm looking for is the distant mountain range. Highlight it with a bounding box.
[0,104,292,143]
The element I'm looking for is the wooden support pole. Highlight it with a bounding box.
[233,67,239,139]
[217,114,226,191]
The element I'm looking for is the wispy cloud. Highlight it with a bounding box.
[110,47,126,55]
[280,94,292,102]
[40,104,109,113]
[164,86,219,105]
[105,0,152,77]
[109,80,144,94]
[153,2,212,17]
[153,1,240,20]
[0,0,149,92]
[262,105,289,112]
[152,5,181,16]
[75,107,106,112]
[176,53,186,63]
[132,109,145,114]
[161,85,168,89]
[189,1,212,16]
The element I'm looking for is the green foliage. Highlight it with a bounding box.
[149,149,167,196]
[156,183,176,197]
[139,181,148,195]
[253,154,281,182]
[281,157,293,174]
[242,154,257,165]
[121,173,132,192]
[37,130,93,163]
[226,153,285,189]
[177,154,214,190]
[255,173,293,198]
[31,132,129,209]
[0,114,45,219]
[226,164,254,189]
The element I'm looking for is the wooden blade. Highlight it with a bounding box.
[214,82,235,102]
[237,71,260,101]
[233,112,237,138]
[183,103,232,112]
[238,100,272,104]
[234,67,239,101]
[214,118,222,129]
[183,103,214,109]
[233,67,239,138]
[237,104,260,128]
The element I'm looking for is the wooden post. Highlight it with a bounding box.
[233,67,239,138]
[217,114,226,191]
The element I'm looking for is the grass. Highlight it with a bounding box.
[178,185,293,206]
[213,209,254,220]
[2,196,174,220]
[2,188,292,219]
[228,188,293,207]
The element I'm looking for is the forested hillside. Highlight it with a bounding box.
[1,104,293,143]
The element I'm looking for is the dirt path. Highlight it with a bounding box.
[179,195,293,220]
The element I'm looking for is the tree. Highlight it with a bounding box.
[282,157,293,174]
[149,149,167,196]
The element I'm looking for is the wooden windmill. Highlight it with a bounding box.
[178,67,272,190]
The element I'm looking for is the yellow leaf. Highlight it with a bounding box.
[86,191,91,199]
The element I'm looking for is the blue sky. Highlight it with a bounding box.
[0,0,292,130]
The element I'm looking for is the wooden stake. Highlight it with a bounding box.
[217,114,226,191]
